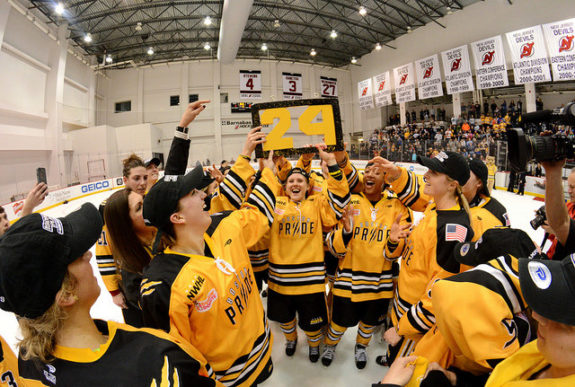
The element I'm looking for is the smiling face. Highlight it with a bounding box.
[173,189,211,234]
[146,164,160,184]
[285,173,309,202]
[423,169,454,198]
[363,165,385,197]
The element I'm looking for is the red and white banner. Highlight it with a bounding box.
[282,72,303,100]
[506,25,552,85]
[470,35,509,90]
[320,76,338,97]
[358,78,374,110]
[415,54,443,100]
[441,45,474,94]
[373,72,393,107]
[393,63,416,104]
[542,18,575,82]
[240,70,262,100]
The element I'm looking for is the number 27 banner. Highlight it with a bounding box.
[251,99,344,158]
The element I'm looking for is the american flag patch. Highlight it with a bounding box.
[445,223,467,243]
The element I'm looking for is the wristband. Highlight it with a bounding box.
[176,126,189,134]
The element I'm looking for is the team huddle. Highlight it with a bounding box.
[2,101,575,386]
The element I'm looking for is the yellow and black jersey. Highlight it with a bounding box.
[417,255,532,374]
[95,224,121,295]
[18,320,216,387]
[140,170,276,387]
[339,155,363,193]
[1,336,19,387]
[485,340,575,386]
[326,192,412,302]
[388,167,432,213]
[470,195,510,241]
[248,231,270,273]
[210,155,256,214]
[268,165,350,296]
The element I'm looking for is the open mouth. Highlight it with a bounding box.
[365,180,375,188]
[291,188,301,194]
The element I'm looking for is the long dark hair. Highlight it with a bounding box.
[104,189,152,274]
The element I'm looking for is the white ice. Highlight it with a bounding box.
[0,187,547,386]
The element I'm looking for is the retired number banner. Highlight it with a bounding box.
[441,45,474,94]
[251,98,344,158]
[282,72,303,100]
[542,18,575,82]
[471,35,509,90]
[506,25,552,85]
[240,70,262,100]
[373,72,392,107]
[358,78,375,110]
[393,63,416,103]
[415,54,444,100]
[320,76,338,97]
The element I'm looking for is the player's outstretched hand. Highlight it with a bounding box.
[242,126,267,157]
[22,183,48,217]
[178,100,210,128]
[341,205,354,233]
[389,214,411,243]
[208,164,225,184]
[333,142,348,166]
[379,356,417,386]
[301,145,315,162]
[370,157,401,182]
[316,145,336,166]
[383,326,402,346]
[261,150,275,173]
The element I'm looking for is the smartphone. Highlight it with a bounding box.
[36,167,47,185]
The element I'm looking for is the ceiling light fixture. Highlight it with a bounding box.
[261,43,268,51]
[54,2,64,15]
[84,33,92,43]
[359,6,367,16]
[351,57,357,64]
[274,19,281,28]
[375,43,382,50]
[135,22,142,31]
[147,47,154,55]
[204,16,212,26]
[105,55,113,63]
[310,48,317,56]
[204,43,211,50]
[446,6,453,14]
[330,30,337,39]
[407,25,412,33]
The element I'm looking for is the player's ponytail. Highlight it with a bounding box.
[18,272,77,363]
[455,182,472,224]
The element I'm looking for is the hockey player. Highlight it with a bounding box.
[0,204,216,386]
[266,147,350,363]
[322,161,412,368]
[0,336,19,386]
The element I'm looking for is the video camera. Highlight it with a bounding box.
[507,102,575,171]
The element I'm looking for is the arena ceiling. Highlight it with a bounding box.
[27,0,484,69]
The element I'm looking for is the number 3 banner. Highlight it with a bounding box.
[320,76,338,97]
[282,72,303,100]
[240,70,262,100]
[251,98,344,158]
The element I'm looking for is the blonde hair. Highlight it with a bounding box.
[454,182,472,224]
[18,273,77,363]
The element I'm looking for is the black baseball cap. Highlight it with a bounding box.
[417,151,470,186]
[145,157,161,168]
[143,165,214,231]
[469,158,490,197]
[0,203,102,319]
[519,254,575,326]
[455,227,537,266]
[286,167,310,182]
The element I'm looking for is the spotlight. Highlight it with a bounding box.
[375,43,382,50]
[105,55,113,63]
[359,6,367,16]
[330,30,337,39]
[447,6,453,14]
[204,16,212,26]
[147,47,154,56]
[204,43,211,50]
[407,25,412,33]
[135,22,143,31]
[274,19,281,28]
[54,2,64,15]
[310,48,317,56]
[261,43,268,51]
[351,57,357,64]
[84,33,92,43]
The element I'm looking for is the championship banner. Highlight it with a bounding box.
[358,78,375,110]
[240,70,262,100]
[470,35,509,90]
[506,25,552,85]
[251,98,344,158]
[441,45,475,94]
[282,72,303,100]
[415,54,443,100]
[393,63,416,104]
[373,72,392,107]
[320,76,338,97]
[542,18,575,81]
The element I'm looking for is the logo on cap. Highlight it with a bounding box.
[460,243,470,257]
[528,261,552,290]
[41,215,64,235]
[164,175,178,182]
[435,151,448,162]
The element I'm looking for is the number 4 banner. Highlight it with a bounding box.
[282,73,303,100]
[320,76,338,98]
[240,70,262,100]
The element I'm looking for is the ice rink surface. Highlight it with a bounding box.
[0,187,548,386]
